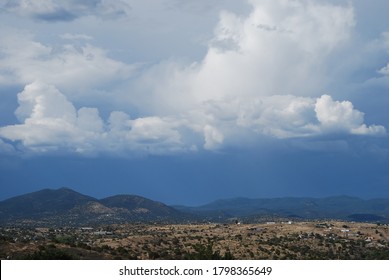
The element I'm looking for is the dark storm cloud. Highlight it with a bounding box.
[34,9,76,22]
[1,0,131,22]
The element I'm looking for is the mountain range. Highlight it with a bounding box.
[175,196,389,223]
[0,188,389,226]
[0,188,185,226]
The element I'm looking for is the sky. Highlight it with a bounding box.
[0,0,388,206]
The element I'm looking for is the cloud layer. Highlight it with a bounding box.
[0,81,384,155]
[0,0,387,156]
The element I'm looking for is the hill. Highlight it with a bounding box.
[0,187,97,218]
[0,188,187,226]
[101,195,180,216]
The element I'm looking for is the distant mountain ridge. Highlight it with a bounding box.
[176,196,389,222]
[0,188,389,226]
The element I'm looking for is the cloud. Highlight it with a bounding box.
[0,32,134,97]
[374,32,389,76]
[60,33,94,41]
[203,125,224,150]
[378,63,389,75]
[355,31,389,89]
[132,0,355,114]
[1,0,131,21]
[0,139,16,155]
[187,94,385,142]
[0,81,188,155]
[315,95,385,135]
[14,82,76,123]
[0,82,81,152]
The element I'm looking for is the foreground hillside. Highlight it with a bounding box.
[1,221,388,260]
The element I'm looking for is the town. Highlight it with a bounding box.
[1,221,388,260]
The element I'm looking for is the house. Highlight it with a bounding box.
[81,227,93,231]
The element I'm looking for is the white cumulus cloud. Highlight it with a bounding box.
[0,81,189,155]
[315,95,386,135]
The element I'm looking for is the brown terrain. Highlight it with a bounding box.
[1,221,388,260]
